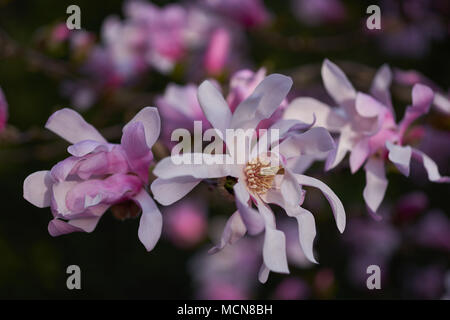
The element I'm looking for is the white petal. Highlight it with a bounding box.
[208,211,246,254]
[230,74,292,130]
[294,174,346,233]
[197,80,232,133]
[134,190,162,252]
[363,157,388,215]
[386,141,412,177]
[150,177,201,206]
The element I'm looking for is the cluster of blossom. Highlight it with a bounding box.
[22,58,448,283]
[51,0,270,109]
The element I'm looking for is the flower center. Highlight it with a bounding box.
[244,157,280,195]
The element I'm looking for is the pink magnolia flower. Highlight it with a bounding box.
[164,200,207,248]
[283,59,449,218]
[0,87,8,132]
[23,107,163,251]
[151,73,345,282]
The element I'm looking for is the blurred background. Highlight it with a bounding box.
[0,0,449,299]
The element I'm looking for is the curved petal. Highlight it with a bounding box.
[256,199,289,274]
[363,157,388,216]
[398,84,434,139]
[325,129,352,171]
[208,211,246,254]
[411,148,450,183]
[279,127,336,160]
[123,107,161,148]
[258,263,270,284]
[349,138,370,173]
[234,182,265,235]
[67,140,111,157]
[23,171,53,208]
[68,216,103,233]
[45,108,107,144]
[280,168,303,207]
[386,141,412,177]
[285,206,318,264]
[294,174,346,233]
[370,64,393,112]
[121,121,153,182]
[48,218,83,237]
[150,176,201,206]
[197,80,232,133]
[283,97,346,131]
[321,59,356,106]
[134,190,162,252]
[230,74,293,130]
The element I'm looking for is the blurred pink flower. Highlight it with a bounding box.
[292,0,347,26]
[23,107,163,251]
[0,87,8,132]
[413,210,450,252]
[189,235,261,299]
[50,23,70,43]
[284,59,449,218]
[202,0,270,28]
[204,27,231,76]
[164,200,207,248]
[394,191,428,223]
[273,277,310,300]
[152,73,345,282]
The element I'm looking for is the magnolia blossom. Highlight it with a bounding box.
[0,87,8,132]
[151,73,346,282]
[283,59,449,218]
[23,107,162,251]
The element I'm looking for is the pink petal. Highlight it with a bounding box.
[370,64,393,112]
[283,97,346,131]
[349,138,370,173]
[45,108,106,144]
[123,107,161,149]
[279,127,336,159]
[23,171,53,208]
[67,140,111,157]
[48,218,83,236]
[121,121,153,182]
[321,59,356,106]
[398,84,434,139]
